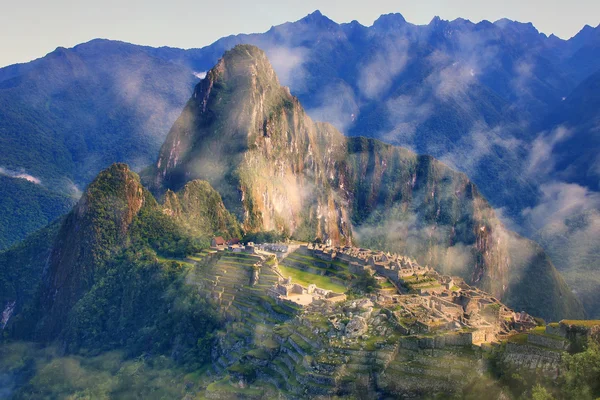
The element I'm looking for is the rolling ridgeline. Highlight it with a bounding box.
[0,44,596,399]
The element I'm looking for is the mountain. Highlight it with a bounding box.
[0,46,596,399]
[528,70,600,317]
[1,13,600,251]
[0,174,74,249]
[145,45,583,321]
[0,41,199,249]
[535,209,600,318]
[138,16,600,229]
[0,162,595,399]
[541,68,600,191]
[1,163,238,346]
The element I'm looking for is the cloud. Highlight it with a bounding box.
[526,126,572,180]
[306,81,359,133]
[352,213,477,278]
[512,59,534,96]
[427,59,477,100]
[381,95,433,143]
[522,181,600,230]
[438,121,522,172]
[0,167,41,184]
[357,39,409,99]
[193,71,207,79]
[61,178,83,199]
[262,46,309,90]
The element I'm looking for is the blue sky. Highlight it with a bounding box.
[0,0,598,67]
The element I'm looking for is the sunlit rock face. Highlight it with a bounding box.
[149,45,353,245]
[146,45,584,321]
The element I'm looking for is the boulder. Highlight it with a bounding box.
[345,316,368,338]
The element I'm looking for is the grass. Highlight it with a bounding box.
[560,320,600,328]
[277,264,346,293]
[155,255,194,267]
[377,279,395,289]
[206,376,263,395]
[507,333,528,344]
[530,326,567,341]
[247,348,271,360]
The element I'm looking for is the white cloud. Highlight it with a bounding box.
[522,181,600,230]
[381,95,433,143]
[263,46,309,90]
[526,126,572,180]
[306,81,359,133]
[358,39,409,99]
[0,167,41,184]
[193,71,207,79]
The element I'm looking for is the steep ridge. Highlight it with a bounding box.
[1,164,238,343]
[34,163,146,338]
[147,45,353,244]
[146,45,583,321]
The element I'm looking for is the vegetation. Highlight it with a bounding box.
[352,272,378,293]
[0,343,202,399]
[277,263,346,293]
[0,164,226,398]
[491,332,600,400]
[244,230,287,244]
[0,176,73,250]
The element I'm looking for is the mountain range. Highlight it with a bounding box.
[0,12,598,315]
[1,46,582,352]
[1,44,598,399]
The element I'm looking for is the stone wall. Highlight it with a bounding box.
[501,342,562,375]
[398,333,474,350]
[527,334,569,350]
[545,324,567,337]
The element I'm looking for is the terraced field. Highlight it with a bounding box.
[277,250,349,293]
[184,250,522,398]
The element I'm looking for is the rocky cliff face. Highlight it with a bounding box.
[148,45,352,243]
[146,45,583,321]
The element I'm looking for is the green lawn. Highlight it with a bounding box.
[277,264,346,293]
[507,333,528,344]
[155,255,194,267]
[560,320,600,328]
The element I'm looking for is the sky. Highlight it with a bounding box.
[0,0,598,68]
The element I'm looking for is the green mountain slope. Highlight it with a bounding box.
[1,164,239,356]
[0,41,199,250]
[0,175,74,249]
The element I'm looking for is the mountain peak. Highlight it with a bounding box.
[209,44,279,87]
[372,13,408,32]
[297,9,338,28]
[37,162,146,338]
